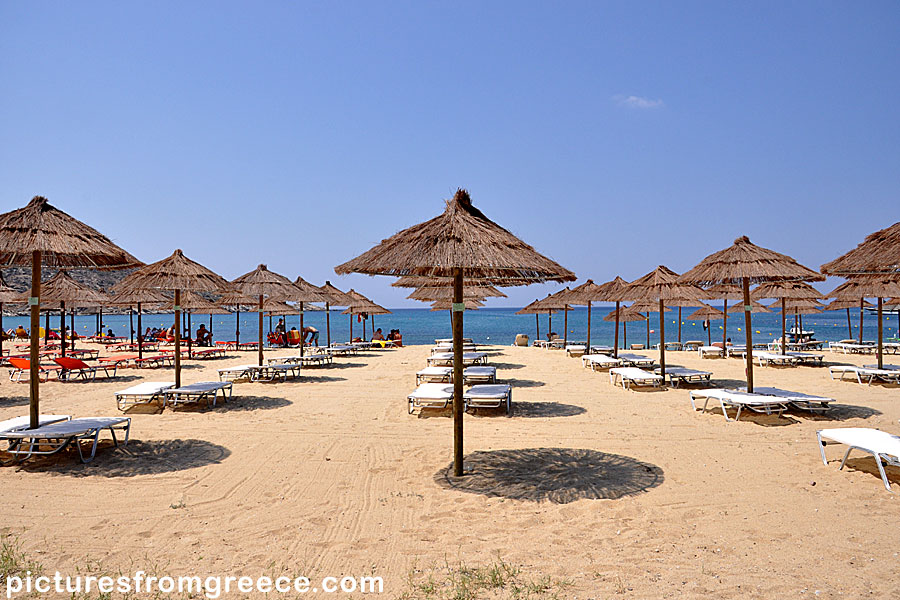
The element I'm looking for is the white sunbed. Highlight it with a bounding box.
[463,384,512,415]
[415,366,498,385]
[582,354,622,371]
[817,428,900,492]
[565,345,587,357]
[864,364,900,371]
[464,366,497,384]
[829,341,876,354]
[416,366,452,384]
[426,352,488,366]
[217,364,259,382]
[431,344,477,354]
[745,386,832,413]
[829,365,900,386]
[682,341,704,352]
[689,388,787,422]
[163,381,233,409]
[609,367,663,390]
[407,383,454,413]
[0,416,131,463]
[590,345,615,355]
[655,366,712,388]
[785,352,825,365]
[616,353,655,368]
[754,352,801,367]
[328,344,358,356]
[0,415,70,434]
[268,353,333,367]
[698,345,724,358]
[248,363,302,382]
[654,341,683,351]
[114,382,174,411]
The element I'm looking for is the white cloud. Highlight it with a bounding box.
[614,95,664,109]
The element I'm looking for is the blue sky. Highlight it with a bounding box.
[2,2,897,307]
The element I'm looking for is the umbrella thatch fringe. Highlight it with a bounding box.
[114,249,228,293]
[335,189,575,284]
[679,236,824,285]
[18,270,111,307]
[821,221,900,275]
[751,281,823,301]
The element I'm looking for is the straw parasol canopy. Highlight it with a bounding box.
[23,271,111,308]
[828,298,873,310]
[164,290,230,314]
[626,266,706,376]
[391,275,533,288]
[0,273,21,303]
[686,303,725,346]
[0,196,143,429]
[821,221,900,276]
[561,279,611,351]
[726,300,771,314]
[109,288,170,307]
[316,280,355,347]
[603,304,645,350]
[290,276,329,303]
[407,285,505,301]
[231,264,302,364]
[516,298,558,341]
[678,236,824,391]
[335,188,575,477]
[751,281,823,354]
[771,298,825,314]
[113,249,228,387]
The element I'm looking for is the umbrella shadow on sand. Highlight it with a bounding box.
[0,396,29,409]
[11,438,230,477]
[435,447,663,503]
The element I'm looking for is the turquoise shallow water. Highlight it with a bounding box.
[5,305,899,347]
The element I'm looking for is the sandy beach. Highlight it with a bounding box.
[2,342,899,598]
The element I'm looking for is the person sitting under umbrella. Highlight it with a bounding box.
[302,325,319,346]
[196,323,212,346]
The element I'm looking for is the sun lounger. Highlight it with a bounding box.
[0,417,131,463]
[565,345,587,357]
[817,428,900,491]
[463,384,512,415]
[609,367,663,389]
[682,340,704,351]
[689,388,787,421]
[726,345,747,358]
[697,346,723,358]
[654,341,683,351]
[191,347,226,359]
[829,365,900,385]
[581,354,622,371]
[426,352,488,366]
[54,357,117,381]
[616,353,655,368]
[163,381,233,409]
[829,341,876,354]
[217,364,259,382]
[114,382,174,411]
[785,352,825,365]
[328,344,358,356]
[407,383,454,413]
[464,366,497,384]
[864,364,900,371]
[589,345,615,355]
[432,344,477,354]
[436,337,473,344]
[416,366,452,384]
[655,366,712,387]
[268,353,333,367]
[754,352,801,367]
[0,414,70,434]
[67,349,100,360]
[135,354,175,368]
[98,354,139,368]
[7,357,63,382]
[248,363,302,382]
[744,386,832,413]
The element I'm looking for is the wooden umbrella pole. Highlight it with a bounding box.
[257,295,264,366]
[742,277,754,393]
[613,301,620,357]
[586,300,592,352]
[623,320,627,348]
[563,306,568,347]
[858,298,864,343]
[29,249,41,429]
[678,307,682,343]
[299,302,304,358]
[187,311,192,355]
[137,302,143,360]
[363,313,367,342]
[645,314,650,350]
[846,307,852,340]
[707,319,711,345]
[877,297,884,370]
[59,302,66,357]
[69,312,75,351]
[174,289,182,388]
[349,312,353,342]
[658,298,666,377]
[0,302,4,358]
[129,306,134,344]
[325,302,331,347]
[723,299,728,347]
[452,268,464,477]
[535,313,539,342]
[209,313,213,336]
[44,311,49,344]
[781,298,786,355]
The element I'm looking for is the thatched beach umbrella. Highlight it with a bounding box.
[630,298,672,350]
[679,236,823,392]
[431,298,483,311]
[285,276,328,356]
[515,299,558,342]
[593,276,630,356]
[0,196,142,428]
[533,291,572,345]
[26,271,111,357]
[231,264,299,365]
[164,291,230,349]
[217,289,256,350]
[752,281,823,354]
[109,288,168,359]
[317,281,355,347]
[407,285,506,301]
[627,266,705,378]
[113,249,228,387]
[701,283,743,350]
[0,273,22,357]
[603,305,646,350]
[686,303,725,346]
[826,276,900,359]
[342,290,390,341]
[335,188,574,476]
[561,279,607,352]
[826,297,873,340]
[726,299,771,314]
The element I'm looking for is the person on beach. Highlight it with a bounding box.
[302,325,319,346]
[372,328,385,341]
[196,324,212,346]
[15,325,28,338]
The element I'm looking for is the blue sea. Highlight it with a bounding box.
[5,305,899,347]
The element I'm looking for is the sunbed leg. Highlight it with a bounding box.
[874,455,893,492]
[816,432,828,465]
[839,447,853,470]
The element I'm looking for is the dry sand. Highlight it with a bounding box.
[1,342,899,598]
